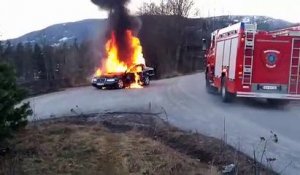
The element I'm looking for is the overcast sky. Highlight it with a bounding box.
[0,0,299,40]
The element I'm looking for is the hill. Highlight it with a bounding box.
[7,19,107,46]
[4,16,293,46]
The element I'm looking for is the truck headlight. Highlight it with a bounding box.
[92,78,97,82]
[106,78,116,82]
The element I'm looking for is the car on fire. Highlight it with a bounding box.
[92,64,155,89]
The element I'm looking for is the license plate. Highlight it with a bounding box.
[262,86,278,90]
[97,83,104,86]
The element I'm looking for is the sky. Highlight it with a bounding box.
[0,0,299,40]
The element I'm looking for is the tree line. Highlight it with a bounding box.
[0,40,99,95]
[138,0,209,77]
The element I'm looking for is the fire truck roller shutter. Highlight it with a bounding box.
[229,38,239,79]
[215,41,225,77]
[223,40,231,67]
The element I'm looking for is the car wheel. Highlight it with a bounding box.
[143,76,150,86]
[221,77,234,103]
[117,79,124,89]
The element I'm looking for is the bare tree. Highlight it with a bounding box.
[138,2,160,15]
[168,0,194,17]
[138,0,194,17]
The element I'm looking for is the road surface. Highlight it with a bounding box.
[27,73,300,174]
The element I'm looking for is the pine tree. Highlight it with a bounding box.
[14,43,25,77]
[3,41,13,64]
[32,44,46,80]
[23,42,34,80]
[0,41,3,62]
[0,62,32,142]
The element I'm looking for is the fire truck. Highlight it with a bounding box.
[204,22,300,103]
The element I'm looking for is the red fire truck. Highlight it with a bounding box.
[204,22,300,103]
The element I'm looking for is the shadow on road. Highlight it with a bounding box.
[239,98,288,110]
[208,92,292,111]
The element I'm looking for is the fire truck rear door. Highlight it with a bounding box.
[251,36,292,94]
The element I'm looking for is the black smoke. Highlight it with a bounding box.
[91,0,140,65]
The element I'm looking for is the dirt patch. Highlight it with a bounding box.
[0,113,276,175]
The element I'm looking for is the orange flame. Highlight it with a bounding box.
[96,30,145,88]
[95,68,102,77]
[129,66,143,89]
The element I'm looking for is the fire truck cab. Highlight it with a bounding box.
[205,22,300,103]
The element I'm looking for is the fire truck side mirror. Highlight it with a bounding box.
[202,39,207,51]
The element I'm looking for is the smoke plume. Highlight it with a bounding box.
[91,0,140,65]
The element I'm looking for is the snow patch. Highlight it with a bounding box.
[51,43,61,47]
[59,37,70,42]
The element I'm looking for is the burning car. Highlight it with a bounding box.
[92,30,152,89]
[92,64,154,89]
[91,0,150,90]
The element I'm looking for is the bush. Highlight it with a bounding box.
[0,62,32,142]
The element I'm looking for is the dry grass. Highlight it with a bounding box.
[0,122,218,175]
[0,114,277,175]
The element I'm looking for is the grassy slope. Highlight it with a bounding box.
[1,122,218,175]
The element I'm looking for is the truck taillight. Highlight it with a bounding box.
[238,64,243,78]
[241,34,246,42]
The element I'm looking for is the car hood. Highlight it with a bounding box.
[95,72,124,79]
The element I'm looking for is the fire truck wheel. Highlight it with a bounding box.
[221,77,234,103]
